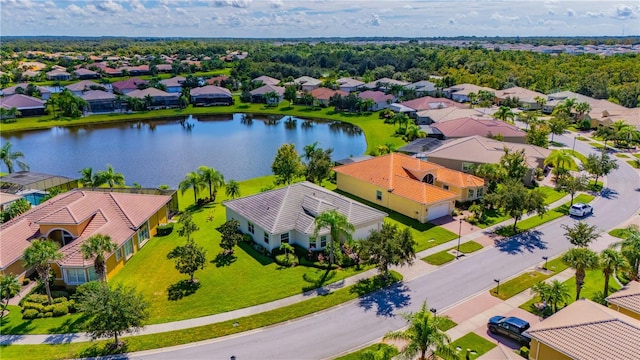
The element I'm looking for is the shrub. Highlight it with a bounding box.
[22,278,30,286]
[52,303,69,317]
[67,299,77,313]
[43,305,54,313]
[242,233,253,243]
[50,290,69,299]
[275,253,299,267]
[52,297,68,304]
[22,309,39,320]
[26,294,49,304]
[21,302,44,313]
[251,242,269,256]
[156,223,174,236]
[43,311,53,318]
[73,281,102,301]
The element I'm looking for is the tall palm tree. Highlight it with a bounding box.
[179,171,203,205]
[600,249,628,297]
[312,209,355,268]
[80,234,117,282]
[22,239,63,304]
[611,226,640,280]
[0,141,29,174]
[95,164,125,190]
[197,166,225,202]
[563,248,600,301]
[544,151,575,171]
[225,180,241,199]
[383,302,459,360]
[0,274,21,319]
[79,167,96,187]
[546,280,571,313]
[494,105,515,123]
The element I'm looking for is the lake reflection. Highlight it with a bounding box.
[1,114,366,187]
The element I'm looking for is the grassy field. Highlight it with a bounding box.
[519,269,621,315]
[423,241,484,266]
[0,272,402,360]
[609,228,635,239]
[448,332,497,360]
[490,257,569,300]
[334,344,399,360]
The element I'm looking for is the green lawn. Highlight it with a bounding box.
[628,160,640,169]
[334,344,399,360]
[0,272,402,360]
[615,153,629,158]
[0,306,88,335]
[575,136,588,141]
[609,228,634,239]
[423,241,483,265]
[520,269,621,315]
[448,332,497,360]
[537,186,567,204]
[634,154,640,159]
[491,257,569,300]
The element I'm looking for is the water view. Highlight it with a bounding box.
[1,114,366,187]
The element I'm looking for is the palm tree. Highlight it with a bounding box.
[95,164,125,190]
[80,234,117,282]
[179,171,203,205]
[225,180,241,199]
[611,226,640,280]
[197,166,225,202]
[563,248,600,301]
[383,301,459,360]
[0,274,21,319]
[544,151,575,183]
[547,280,571,313]
[312,209,355,268]
[600,249,628,297]
[404,124,427,141]
[0,141,29,174]
[494,106,515,123]
[79,167,97,187]
[22,239,63,304]
[573,102,591,122]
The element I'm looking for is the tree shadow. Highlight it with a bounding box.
[301,269,337,294]
[43,332,84,344]
[599,187,618,199]
[78,342,130,358]
[47,313,90,334]
[355,282,411,317]
[495,230,547,255]
[167,280,201,301]
[238,241,273,266]
[212,252,237,267]
[0,318,35,336]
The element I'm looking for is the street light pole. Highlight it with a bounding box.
[542,256,549,270]
[456,218,462,259]
[430,308,437,317]
[572,136,576,153]
[494,279,500,295]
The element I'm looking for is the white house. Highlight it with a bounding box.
[223,181,387,252]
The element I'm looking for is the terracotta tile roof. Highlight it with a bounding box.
[250,84,285,96]
[190,85,232,97]
[0,192,22,207]
[65,80,102,92]
[401,96,467,111]
[607,281,640,315]
[127,87,178,99]
[495,86,545,103]
[0,190,171,269]
[436,168,485,188]
[358,90,394,103]
[526,299,640,360]
[333,153,466,205]
[252,75,280,86]
[81,90,116,101]
[309,87,347,101]
[206,75,229,85]
[0,94,45,110]
[443,83,496,96]
[431,117,526,139]
[112,77,148,92]
[1,83,51,96]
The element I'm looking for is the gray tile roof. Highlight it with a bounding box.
[223,181,387,235]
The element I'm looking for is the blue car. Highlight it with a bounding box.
[488,316,531,346]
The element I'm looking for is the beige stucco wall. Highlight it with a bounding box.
[529,339,573,360]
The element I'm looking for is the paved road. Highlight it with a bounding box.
[130,133,639,360]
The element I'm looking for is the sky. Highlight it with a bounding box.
[1,0,638,38]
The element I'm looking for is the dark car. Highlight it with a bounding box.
[488,316,531,346]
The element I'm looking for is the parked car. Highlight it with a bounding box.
[569,203,593,217]
[488,316,531,346]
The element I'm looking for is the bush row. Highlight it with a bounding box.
[20,292,75,319]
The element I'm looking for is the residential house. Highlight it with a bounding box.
[362,78,409,92]
[424,135,551,185]
[415,107,492,125]
[336,77,364,93]
[252,75,280,87]
[1,83,51,100]
[429,117,527,143]
[588,105,639,130]
[0,192,22,212]
[396,138,445,157]
[443,83,496,103]
[126,87,180,109]
[400,96,467,117]
[405,80,437,96]
[224,181,387,252]
[250,84,285,104]
[358,90,395,111]
[65,80,105,96]
[190,85,233,106]
[309,88,347,106]
[0,171,78,196]
[121,65,150,76]
[206,75,229,86]
[160,76,186,93]
[20,70,41,81]
[73,68,100,79]
[45,69,72,81]
[81,90,119,113]
[607,281,640,321]
[112,77,148,95]
[155,64,173,73]
[495,86,546,110]
[0,190,172,286]
[526,299,640,360]
[294,76,321,92]
[0,94,46,117]
[334,153,485,222]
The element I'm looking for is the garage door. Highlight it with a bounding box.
[427,202,451,221]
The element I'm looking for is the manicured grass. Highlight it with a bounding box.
[1,97,405,155]
[634,154,640,159]
[615,153,629,158]
[0,272,402,360]
[628,160,640,169]
[423,241,483,266]
[0,306,88,335]
[537,186,566,204]
[491,257,569,300]
[334,343,399,360]
[589,142,605,150]
[438,316,458,331]
[448,332,497,360]
[609,228,634,239]
[575,136,588,141]
[520,269,621,315]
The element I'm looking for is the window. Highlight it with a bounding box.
[248,222,255,234]
[376,190,382,201]
[87,267,99,282]
[309,239,316,249]
[65,268,86,285]
[424,174,434,184]
[280,233,289,244]
[443,185,449,190]
[124,239,134,259]
[468,189,475,198]
[138,222,150,248]
[320,235,327,248]
[115,247,122,261]
[263,231,269,244]
[477,187,484,197]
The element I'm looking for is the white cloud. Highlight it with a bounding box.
[490,13,519,22]
[214,0,252,8]
[176,7,187,15]
[66,4,84,16]
[448,18,456,25]
[130,0,144,11]
[566,8,575,17]
[613,4,636,19]
[96,0,124,13]
[269,0,283,9]
[369,13,381,26]
[586,11,604,18]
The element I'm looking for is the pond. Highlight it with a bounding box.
[1,114,367,187]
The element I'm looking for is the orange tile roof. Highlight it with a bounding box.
[334,153,476,205]
[309,87,348,101]
[0,190,171,269]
